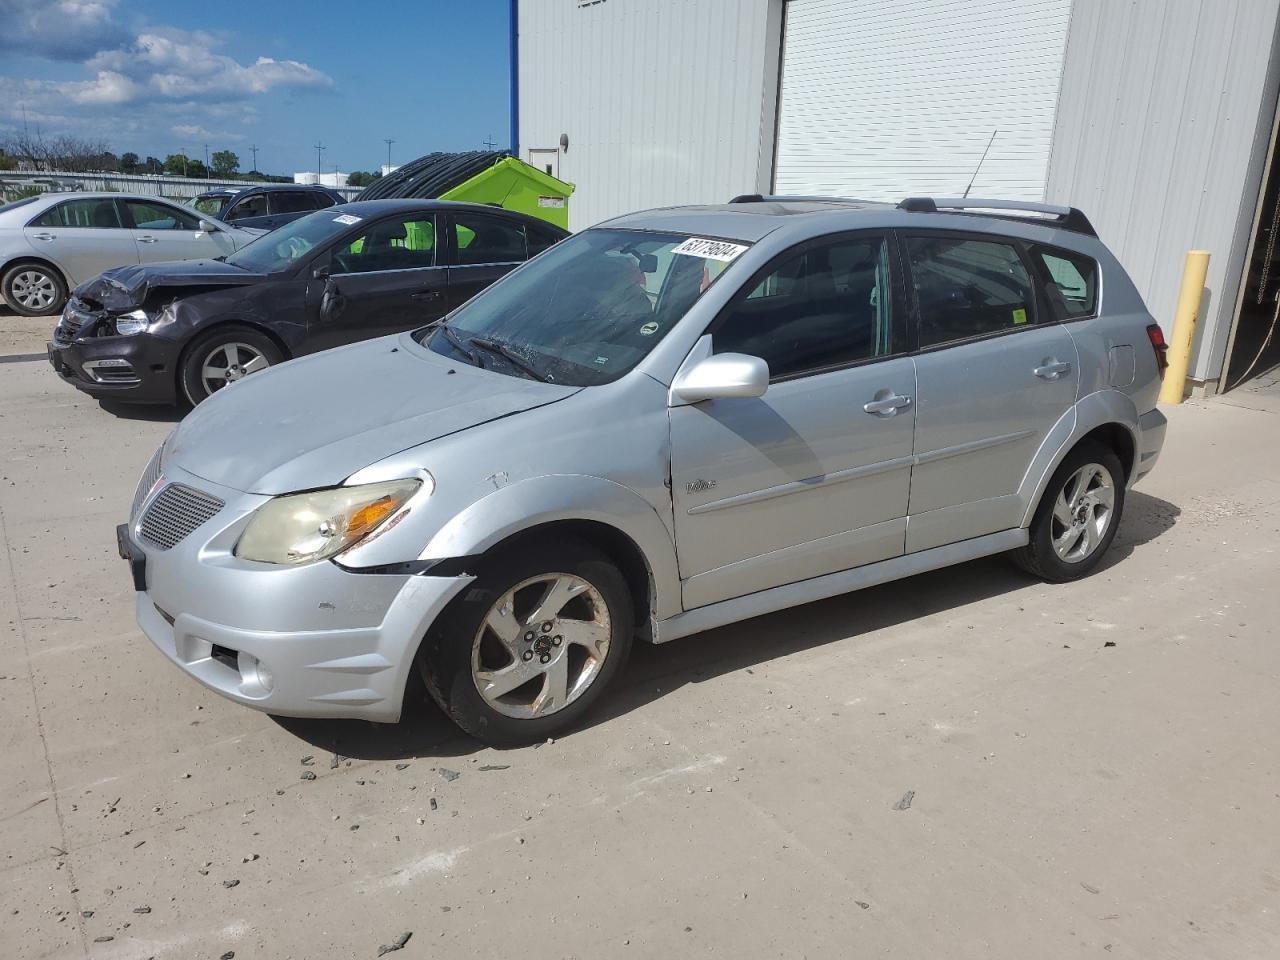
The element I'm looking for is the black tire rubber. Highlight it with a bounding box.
[178,324,284,405]
[1011,440,1126,583]
[1,261,67,317]
[417,539,634,747]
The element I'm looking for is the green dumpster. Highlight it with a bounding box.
[439,156,573,230]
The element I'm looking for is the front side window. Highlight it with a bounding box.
[452,214,527,265]
[32,199,121,229]
[906,236,1035,348]
[1034,246,1097,320]
[423,228,742,386]
[714,235,893,379]
[190,195,228,217]
[227,194,268,221]
[125,200,199,231]
[331,216,436,274]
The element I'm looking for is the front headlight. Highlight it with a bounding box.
[114,308,149,336]
[234,479,422,565]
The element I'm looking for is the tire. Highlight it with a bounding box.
[179,324,283,405]
[2,261,67,317]
[1011,440,1126,582]
[418,539,634,747]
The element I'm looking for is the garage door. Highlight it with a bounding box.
[773,0,1072,202]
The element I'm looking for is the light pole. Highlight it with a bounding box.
[203,143,209,177]
[313,142,325,184]
[384,138,394,172]
[249,144,258,175]
[180,149,187,177]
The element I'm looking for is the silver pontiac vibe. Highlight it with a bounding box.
[121,196,1168,745]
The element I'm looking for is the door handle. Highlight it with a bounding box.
[1034,359,1072,380]
[136,235,158,244]
[31,232,56,242]
[863,393,913,416]
[411,290,443,301]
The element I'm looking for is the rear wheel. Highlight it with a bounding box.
[418,539,634,746]
[179,325,283,405]
[2,261,67,316]
[1012,440,1125,582]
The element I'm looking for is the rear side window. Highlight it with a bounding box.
[32,199,121,229]
[906,236,1035,348]
[312,193,337,210]
[526,225,562,257]
[273,191,320,214]
[451,214,528,265]
[1033,246,1097,320]
[714,234,893,379]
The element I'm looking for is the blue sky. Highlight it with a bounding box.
[0,0,512,174]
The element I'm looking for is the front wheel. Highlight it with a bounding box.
[179,325,283,405]
[2,262,67,317]
[418,540,634,746]
[1012,440,1126,582]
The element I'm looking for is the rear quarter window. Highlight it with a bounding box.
[1033,246,1098,320]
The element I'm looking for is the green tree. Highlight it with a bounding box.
[346,170,376,187]
[186,159,208,179]
[210,150,239,176]
[144,156,162,175]
[120,152,140,173]
[163,153,190,176]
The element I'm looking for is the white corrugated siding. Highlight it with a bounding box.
[774,0,1073,201]
[1046,0,1280,385]
[517,0,782,231]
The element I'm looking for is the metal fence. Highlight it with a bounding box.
[0,169,363,202]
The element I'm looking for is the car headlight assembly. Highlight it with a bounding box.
[114,308,150,336]
[234,479,422,565]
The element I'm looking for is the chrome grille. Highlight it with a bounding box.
[130,447,163,521]
[139,483,224,550]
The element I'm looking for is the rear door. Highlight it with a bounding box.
[443,210,530,310]
[123,199,233,263]
[23,198,139,285]
[902,231,1079,552]
[307,212,446,350]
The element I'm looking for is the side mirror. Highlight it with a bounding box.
[670,353,769,405]
[312,262,331,280]
[198,219,219,233]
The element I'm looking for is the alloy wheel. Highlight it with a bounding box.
[200,342,270,395]
[470,573,612,719]
[11,270,57,310]
[1050,462,1115,563]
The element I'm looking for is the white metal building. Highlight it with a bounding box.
[515,0,1280,393]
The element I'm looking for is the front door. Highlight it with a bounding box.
[307,212,446,351]
[902,232,1080,551]
[670,232,917,609]
[23,197,139,286]
[123,199,232,264]
[443,210,530,312]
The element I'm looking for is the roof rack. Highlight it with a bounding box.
[897,197,1096,237]
[729,193,867,204]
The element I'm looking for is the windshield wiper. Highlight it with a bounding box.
[437,324,480,366]
[468,336,554,383]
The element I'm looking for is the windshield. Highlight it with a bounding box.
[421,228,744,386]
[226,208,363,273]
[189,195,228,216]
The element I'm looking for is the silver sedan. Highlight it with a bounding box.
[0,192,264,316]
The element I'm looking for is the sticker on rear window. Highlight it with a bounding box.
[333,214,362,225]
[672,237,748,262]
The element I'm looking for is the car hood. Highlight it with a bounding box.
[76,260,264,312]
[166,335,582,495]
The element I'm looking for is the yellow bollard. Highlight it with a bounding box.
[1159,249,1211,404]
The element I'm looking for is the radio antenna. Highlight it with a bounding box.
[963,130,999,198]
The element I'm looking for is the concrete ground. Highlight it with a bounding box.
[2,308,1279,960]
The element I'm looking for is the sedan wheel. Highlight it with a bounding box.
[472,573,612,719]
[200,341,271,396]
[2,263,67,317]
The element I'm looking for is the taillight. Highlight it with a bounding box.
[1146,324,1169,376]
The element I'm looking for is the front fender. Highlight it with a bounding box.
[1018,389,1140,527]
[418,474,682,620]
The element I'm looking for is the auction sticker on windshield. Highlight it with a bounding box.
[333,214,362,225]
[672,237,748,262]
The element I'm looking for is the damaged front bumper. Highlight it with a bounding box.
[48,299,183,403]
[122,460,472,722]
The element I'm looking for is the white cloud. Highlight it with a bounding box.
[0,0,129,61]
[171,124,244,143]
